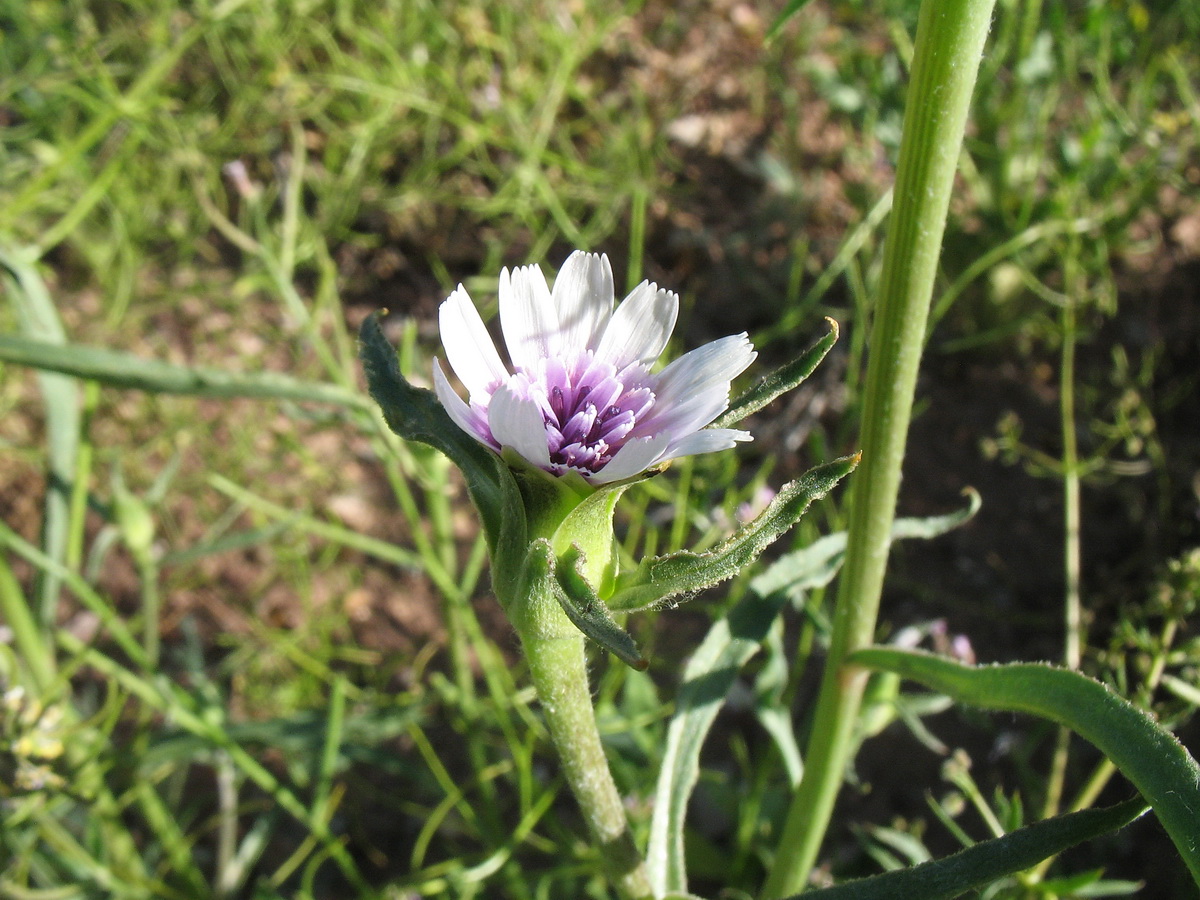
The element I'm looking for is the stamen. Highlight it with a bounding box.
[517,353,659,475]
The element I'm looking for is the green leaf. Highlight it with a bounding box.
[529,541,647,671]
[710,318,838,430]
[144,705,420,772]
[359,312,524,561]
[853,648,1200,887]
[1,244,80,628]
[0,334,368,409]
[765,0,819,43]
[754,622,804,786]
[751,489,981,600]
[609,454,859,612]
[789,798,1147,900]
[1032,869,1143,897]
[551,483,629,596]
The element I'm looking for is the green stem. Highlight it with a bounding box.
[761,2,996,895]
[1042,294,1082,824]
[518,615,652,899]
[138,553,161,669]
[505,485,651,899]
[0,554,56,693]
[1060,299,1083,674]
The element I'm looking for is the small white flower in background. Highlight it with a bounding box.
[433,251,756,485]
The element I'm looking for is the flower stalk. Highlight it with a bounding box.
[515,600,653,899]
[761,1,998,895]
[500,476,653,897]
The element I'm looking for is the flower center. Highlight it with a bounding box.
[507,352,655,476]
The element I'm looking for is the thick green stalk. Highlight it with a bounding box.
[505,483,651,899]
[761,2,997,895]
[513,580,652,899]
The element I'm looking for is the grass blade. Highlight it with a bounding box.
[0,334,368,409]
[790,797,1147,900]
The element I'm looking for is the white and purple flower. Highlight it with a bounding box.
[432,251,756,486]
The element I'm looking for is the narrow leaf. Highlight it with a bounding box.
[791,798,1147,900]
[0,334,367,409]
[609,454,858,612]
[853,648,1200,886]
[766,0,819,43]
[710,319,838,430]
[754,623,805,786]
[751,488,981,599]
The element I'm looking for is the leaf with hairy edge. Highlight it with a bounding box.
[710,319,838,430]
[789,798,1148,900]
[359,312,523,564]
[751,488,981,599]
[647,493,979,897]
[609,454,858,612]
[527,541,647,670]
[853,648,1200,887]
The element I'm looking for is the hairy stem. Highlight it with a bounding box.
[761,1,997,895]
[521,625,652,899]
[509,499,651,900]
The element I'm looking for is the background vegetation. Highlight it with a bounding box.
[2,0,1198,896]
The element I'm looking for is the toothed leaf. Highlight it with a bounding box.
[711,318,838,429]
[609,454,858,612]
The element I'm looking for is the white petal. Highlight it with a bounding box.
[551,251,613,354]
[499,263,557,372]
[595,281,678,368]
[488,385,551,469]
[589,433,671,485]
[439,285,509,397]
[433,358,495,447]
[659,428,752,464]
[639,334,756,435]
